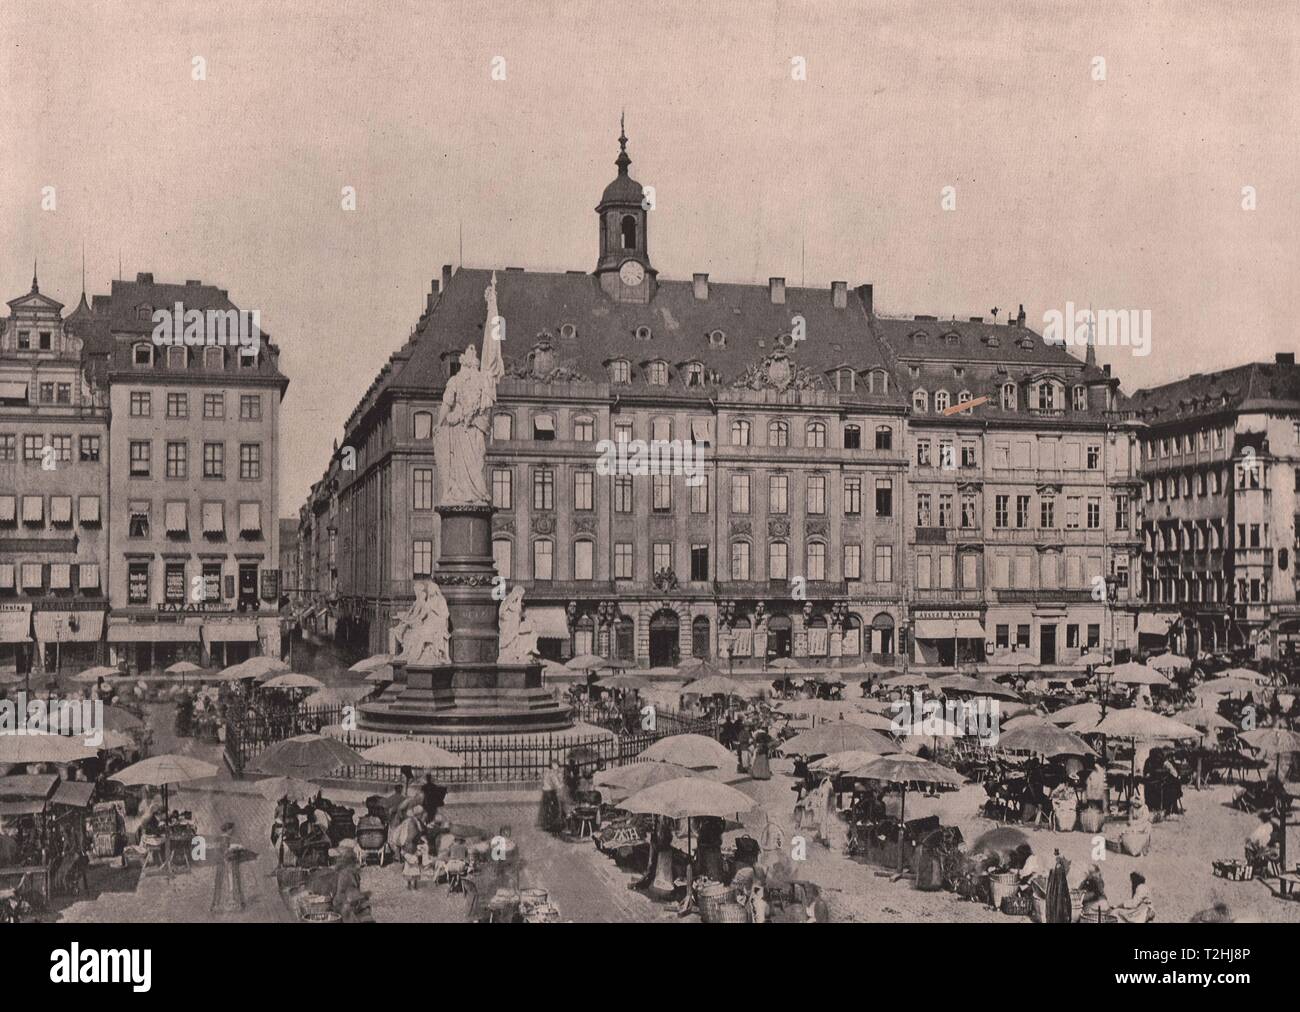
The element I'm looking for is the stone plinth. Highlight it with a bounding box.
[358,503,572,734]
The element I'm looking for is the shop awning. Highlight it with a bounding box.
[202,502,224,534]
[0,800,46,817]
[533,414,555,435]
[1137,612,1177,635]
[107,622,202,644]
[79,563,100,588]
[914,618,987,640]
[0,495,14,522]
[34,610,104,643]
[165,501,188,533]
[47,563,71,589]
[21,563,43,589]
[238,502,261,533]
[51,781,96,808]
[202,621,259,643]
[79,495,101,524]
[0,603,32,643]
[21,495,43,523]
[0,380,29,401]
[0,564,13,589]
[530,607,570,639]
[690,418,712,444]
[50,496,73,525]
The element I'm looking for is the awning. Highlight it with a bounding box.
[529,606,570,639]
[690,418,712,444]
[533,415,555,435]
[21,563,43,589]
[0,800,46,817]
[914,618,987,640]
[47,564,71,589]
[238,502,261,533]
[79,563,100,588]
[0,380,29,400]
[0,603,32,643]
[165,501,188,533]
[1137,612,1177,635]
[0,495,14,522]
[202,621,259,643]
[21,495,42,523]
[106,622,202,644]
[34,610,104,643]
[50,496,72,525]
[79,496,101,524]
[51,781,96,808]
[202,502,224,534]
[0,564,13,589]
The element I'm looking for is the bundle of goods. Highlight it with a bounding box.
[523,903,562,923]
[1212,859,1253,881]
[86,804,125,861]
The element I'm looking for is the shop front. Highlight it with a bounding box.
[32,607,107,674]
[106,618,203,675]
[0,602,33,674]
[911,609,987,667]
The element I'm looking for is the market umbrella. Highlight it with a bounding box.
[773,698,858,718]
[998,724,1096,758]
[248,734,364,778]
[96,730,136,751]
[111,753,220,821]
[1176,707,1234,732]
[565,653,607,671]
[593,762,708,802]
[1000,713,1057,732]
[348,654,394,674]
[1047,701,1102,726]
[839,710,898,732]
[594,673,653,691]
[303,685,372,708]
[970,826,1031,864]
[639,733,735,770]
[99,707,145,732]
[846,754,965,869]
[1071,709,1199,741]
[619,777,756,820]
[1197,677,1264,697]
[882,672,930,689]
[243,656,293,682]
[1108,662,1169,686]
[363,664,396,683]
[1222,667,1271,685]
[164,661,204,676]
[0,732,100,764]
[768,657,801,670]
[358,740,464,768]
[70,665,120,684]
[1149,652,1192,672]
[934,675,1021,701]
[676,658,724,680]
[261,673,325,690]
[255,776,320,804]
[682,674,759,698]
[1074,651,1108,669]
[784,723,896,757]
[808,749,883,774]
[1238,728,1300,775]
[209,662,257,682]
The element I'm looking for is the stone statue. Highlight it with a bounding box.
[433,273,505,506]
[392,580,451,666]
[497,585,538,663]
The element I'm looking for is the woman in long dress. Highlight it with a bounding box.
[750,728,772,780]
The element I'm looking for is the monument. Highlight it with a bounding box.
[359,274,573,734]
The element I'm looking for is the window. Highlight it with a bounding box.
[651,417,671,442]
[492,538,513,579]
[917,441,931,467]
[835,368,855,393]
[731,474,751,514]
[203,443,224,479]
[769,420,789,447]
[614,475,632,513]
[532,469,554,510]
[614,421,633,444]
[574,540,594,581]
[573,416,594,441]
[807,421,826,448]
[843,544,861,580]
[689,418,711,447]
[1087,497,1101,529]
[653,543,672,574]
[204,393,224,419]
[239,443,261,480]
[167,392,188,419]
[128,562,150,604]
[238,345,258,368]
[961,442,977,468]
[51,435,71,462]
[130,440,151,477]
[132,344,152,367]
[913,389,928,412]
[1086,444,1101,469]
[933,390,950,413]
[492,468,513,509]
[690,476,709,514]
[769,475,787,514]
[1040,496,1055,529]
[238,394,261,420]
[960,493,977,528]
[128,501,149,538]
[685,362,705,387]
[647,361,668,385]
[532,540,554,580]
[204,346,224,370]
[1065,496,1081,529]
[614,543,633,580]
[165,441,188,478]
[769,542,788,580]
[994,495,1008,528]
[1001,383,1017,411]
[609,359,631,384]
[938,494,953,527]
[17,331,30,350]
[916,554,932,590]
[573,470,593,510]
[652,474,672,511]
[533,414,555,440]
[413,540,433,577]
[492,413,513,441]
[844,425,862,450]
[807,476,826,515]
[202,563,222,602]
[413,410,433,439]
[806,542,826,581]
[1016,625,1030,649]
[1016,495,1030,528]
[874,545,893,582]
[1073,386,1088,411]
[0,435,13,461]
[39,382,54,403]
[621,215,638,249]
[873,426,891,451]
[690,546,709,582]
[874,479,892,518]
[731,419,751,446]
[917,493,933,528]
[996,624,1009,649]
[1114,494,1129,530]
[412,468,433,509]
[731,541,751,580]
[844,477,862,515]
[166,346,186,370]
[868,369,890,394]
[130,391,151,417]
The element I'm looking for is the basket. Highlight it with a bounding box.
[711,901,750,923]
[1078,808,1105,833]
[301,893,332,918]
[1052,799,1078,832]
[1212,859,1252,881]
[1069,889,1084,923]
[696,882,733,923]
[988,871,1019,910]
[519,888,549,912]
[1121,828,1150,857]
[302,911,341,923]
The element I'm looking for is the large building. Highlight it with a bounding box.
[1128,353,1300,660]
[86,274,289,672]
[0,273,111,675]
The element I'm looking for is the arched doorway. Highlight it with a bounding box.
[841,615,862,657]
[649,609,680,667]
[767,615,792,660]
[615,616,635,661]
[871,613,895,658]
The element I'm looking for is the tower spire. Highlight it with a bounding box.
[616,111,630,176]
[81,241,86,297]
[31,256,38,294]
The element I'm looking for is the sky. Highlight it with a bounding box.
[2,0,1297,514]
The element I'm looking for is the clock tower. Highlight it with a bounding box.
[595,117,656,302]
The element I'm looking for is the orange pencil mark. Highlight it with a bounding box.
[943,396,988,416]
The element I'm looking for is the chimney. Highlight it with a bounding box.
[856,283,873,314]
[1277,352,1295,366]
[769,277,786,305]
[969,316,984,323]
[136,272,153,284]
[693,273,709,300]
[186,279,201,286]
[441,264,453,292]
[426,278,440,315]
[1016,304,1026,328]
[831,281,847,309]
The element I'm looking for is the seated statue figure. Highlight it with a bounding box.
[496,586,538,664]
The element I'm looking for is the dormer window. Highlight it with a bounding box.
[1073,385,1088,411]
[942,332,959,346]
[238,345,258,368]
[1018,336,1034,350]
[913,389,928,412]
[868,369,890,394]
[132,343,153,367]
[933,390,951,413]
[835,368,856,393]
[136,304,153,321]
[684,362,705,388]
[708,329,726,347]
[1001,382,1018,411]
[445,352,461,378]
[647,360,668,385]
[204,346,224,370]
[559,323,577,341]
[987,334,1000,348]
[166,346,187,369]
[609,359,630,384]
[635,325,652,341]
[956,390,972,407]
[910,331,927,344]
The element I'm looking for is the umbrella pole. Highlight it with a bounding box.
[898,785,906,872]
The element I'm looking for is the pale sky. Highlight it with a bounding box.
[3,0,1296,512]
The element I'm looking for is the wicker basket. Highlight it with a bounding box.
[1078,808,1105,833]
[1069,888,1084,923]
[1053,799,1079,832]
[1121,827,1150,857]
[989,871,1019,910]
[711,901,750,923]
[696,882,733,923]
[302,911,341,923]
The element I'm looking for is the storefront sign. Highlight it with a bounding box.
[261,569,280,601]
[157,602,236,614]
[913,609,981,620]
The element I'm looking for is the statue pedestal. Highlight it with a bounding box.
[359,504,572,735]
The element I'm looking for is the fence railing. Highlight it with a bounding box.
[224,701,719,785]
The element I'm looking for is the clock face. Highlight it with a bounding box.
[618,260,645,287]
